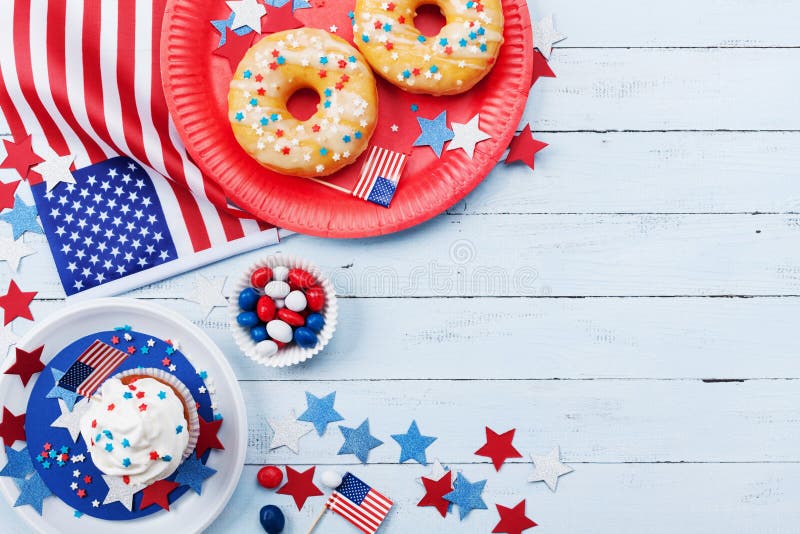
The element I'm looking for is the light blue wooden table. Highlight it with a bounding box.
[2,0,800,532]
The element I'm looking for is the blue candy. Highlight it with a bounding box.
[237,311,259,327]
[238,287,260,310]
[305,313,324,333]
[259,504,285,534]
[250,324,268,342]
[293,326,318,348]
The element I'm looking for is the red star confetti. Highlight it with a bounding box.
[531,49,556,87]
[0,279,37,325]
[213,28,255,71]
[261,2,303,33]
[417,470,452,517]
[493,500,538,534]
[0,180,20,211]
[139,479,180,511]
[475,427,523,471]
[0,135,43,179]
[0,407,26,446]
[195,416,224,458]
[505,124,548,171]
[277,466,323,510]
[4,344,45,386]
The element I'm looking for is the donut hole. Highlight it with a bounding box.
[414,4,447,37]
[286,87,321,122]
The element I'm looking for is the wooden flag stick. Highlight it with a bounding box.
[307,177,352,195]
[306,504,327,534]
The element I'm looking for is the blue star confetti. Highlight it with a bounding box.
[338,419,383,464]
[174,456,217,495]
[413,111,454,158]
[0,446,34,479]
[443,473,487,520]
[45,368,80,411]
[14,471,52,515]
[0,195,44,239]
[297,391,344,436]
[391,420,437,465]
[210,12,254,47]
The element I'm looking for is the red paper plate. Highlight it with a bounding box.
[161,0,532,237]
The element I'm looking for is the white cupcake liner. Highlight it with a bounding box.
[228,253,338,368]
[111,368,200,461]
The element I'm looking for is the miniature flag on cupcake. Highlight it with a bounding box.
[326,472,392,533]
[58,340,129,397]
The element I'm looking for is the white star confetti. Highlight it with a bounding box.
[184,274,228,318]
[446,114,491,159]
[51,398,90,442]
[31,154,76,192]
[527,446,573,491]
[227,0,266,33]
[267,410,313,454]
[102,474,142,511]
[0,234,35,271]
[533,15,566,59]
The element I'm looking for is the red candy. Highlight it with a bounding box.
[278,308,305,326]
[250,267,273,288]
[305,286,325,312]
[256,296,277,322]
[288,268,316,289]
[257,465,283,489]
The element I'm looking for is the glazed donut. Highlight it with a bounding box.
[352,0,504,96]
[228,28,379,177]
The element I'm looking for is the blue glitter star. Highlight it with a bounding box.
[14,472,51,515]
[45,368,80,411]
[0,446,34,479]
[210,12,253,48]
[265,0,311,11]
[443,473,487,520]
[174,456,217,495]
[337,419,383,464]
[391,420,437,465]
[297,391,344,436]
[413,111,454,158]
[0,195,44,239]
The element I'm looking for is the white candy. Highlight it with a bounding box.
[266,320,293,343]
[256,340,279,358]
[272,265,289,282]
[321,470,343,488]
[285,290,308,312]
[264,280,290,299]
[274,298,285,309]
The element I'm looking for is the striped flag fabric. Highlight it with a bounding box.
[351,146,408,208]
[0,0,284,297]
[326,472,392,534]
[57,339,128,397]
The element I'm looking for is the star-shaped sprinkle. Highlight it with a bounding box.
[505,124,548,171]
[0,135,43,179]
[533,15,566,59]
[102,474,141,511]
[475,427,523,471]
[211,12,254,47]
[531,49,556,87]
[391,420,436,465]
[338,419,383,464]
[418,471,453,517]
[213,28,255,71]
[46,368,80,411]
[0,445,34,478]
[413,111,454,158]
[0,407,25,447]
[0,180,20,211]
[139,479,180,511]
[0,234,35,272]
[276,465,322,510]
[443,473,487,520]
[527,446,573,491]
[195,416,225,458]
[91,499,99,507]
[0,195,43,239]
[446,114,491,159]
[184,274,227,318]
[493,499,538,534]
[174,456,217,495]
[297,391,344,436]
[227,0,266,32]
[329,24,338,32]
[268,410,313,453]
[4,343,44,385]
[390,124,399,132]
[51,398,90,442]
[261,2,303,34]
[0,326,19,359]
[30,154,76,192]
[71,454,85,463]
[14,471,51,515]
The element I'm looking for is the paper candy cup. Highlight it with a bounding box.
[111,368,200,461]
[228,253,338,368]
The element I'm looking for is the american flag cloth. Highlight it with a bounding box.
[57,339,128,397]
[0,0,284,297]
[326,473,393,534]
[351,146,409,208]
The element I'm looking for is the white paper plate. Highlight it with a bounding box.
[0,298,247,534]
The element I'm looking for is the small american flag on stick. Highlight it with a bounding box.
[325,473,393,533]
[351,146,408,208]
[58,340,128,397]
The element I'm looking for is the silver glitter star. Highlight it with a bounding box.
[533,15,566,59]
[184,274,228,318]
[0,234,34,272]
[527,446,573,491]
[50,398,90,442]
[446,114,492,159]
[226,0,266,33]
[102,474,143,511]
[267,410,313,454]
[30,154,76,192]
